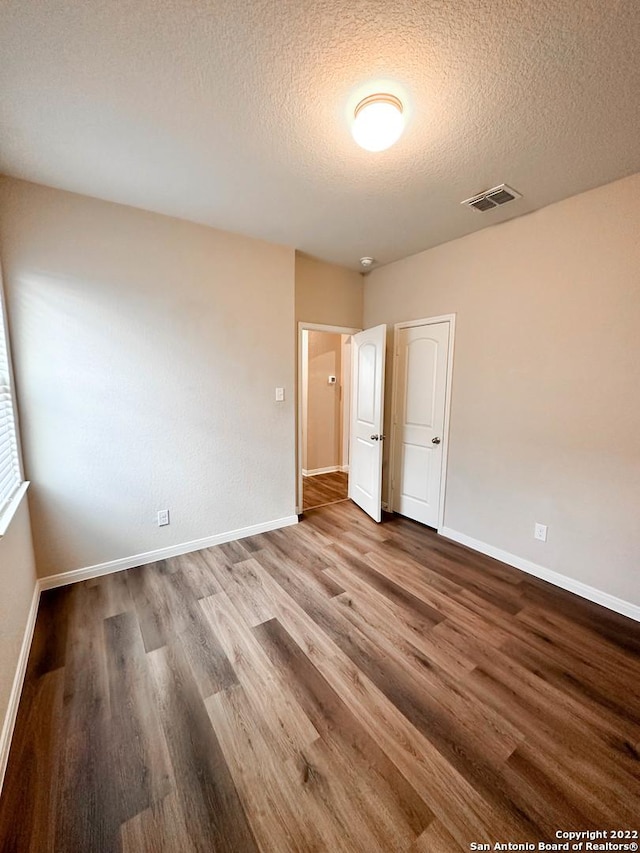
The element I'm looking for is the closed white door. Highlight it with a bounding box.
[348,324,386,522]
[392,321,450,528]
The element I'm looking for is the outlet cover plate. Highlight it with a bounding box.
[534,523,547,542]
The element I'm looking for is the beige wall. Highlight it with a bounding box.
[294,254,363,506]
[305,331,342,472]
[365,173,640,607]
[0,496,37,750]
[0,177,296,578]
[295,253,363,328]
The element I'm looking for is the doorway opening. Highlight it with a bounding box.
[297,320,403,525]
[299,327,354,511]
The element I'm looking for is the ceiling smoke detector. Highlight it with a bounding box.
[461,184,522,212]
[360,256,375,269]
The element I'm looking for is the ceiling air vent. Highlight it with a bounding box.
[461,184,522,212]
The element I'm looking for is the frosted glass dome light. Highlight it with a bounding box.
[352,94,404,152]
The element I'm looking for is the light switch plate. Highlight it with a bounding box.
[275,387,285,402]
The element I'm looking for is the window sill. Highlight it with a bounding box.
[0,482,30,538]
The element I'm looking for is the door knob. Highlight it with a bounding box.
[431,436,441,444]
[370,434,379,441]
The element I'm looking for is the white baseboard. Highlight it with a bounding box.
[39,514,299,591]
[0,581,40,795]
[439,526,640,623]
[302,466,341,477]
[339,465,350,473]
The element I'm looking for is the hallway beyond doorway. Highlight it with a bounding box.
[302,471,348,510]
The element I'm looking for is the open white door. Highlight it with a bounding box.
[348,324,386,522]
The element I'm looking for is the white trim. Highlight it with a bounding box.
[0,581,40,795]
[391,314,456,330]
[39,515,299,591]
[0,481,30,538]
[340,336,352,472]
[0,271,26,485]
[297,321,361,514]
[298,322,361,335]
[438,316,456,532]
[388,314,456,532]
[302,466,342,477]
[440,527,640,623]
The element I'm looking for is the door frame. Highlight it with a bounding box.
[388,314,456,532]
[297,322,361,514]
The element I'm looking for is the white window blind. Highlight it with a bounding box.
[0,293,21,516]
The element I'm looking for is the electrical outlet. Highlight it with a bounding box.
[275,387,285,402]
[534,522,547,542]
[157,509,170,527]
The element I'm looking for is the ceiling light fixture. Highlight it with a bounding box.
[352,94,404,152]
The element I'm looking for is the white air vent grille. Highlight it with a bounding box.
[461,184,522,212]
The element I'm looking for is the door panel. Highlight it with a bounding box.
[348,324,386,522]
[401,443,431,502]
[406,337,438,427]
[393,322,450,528]
[356,342,377,424]
[353,437,376,496]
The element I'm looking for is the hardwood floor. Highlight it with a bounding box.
[303,471,348,510]
[1,500,639,851]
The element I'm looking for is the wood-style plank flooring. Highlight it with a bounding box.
[1,501,639,851]
[303,471,348,510]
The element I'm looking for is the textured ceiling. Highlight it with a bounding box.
[1,0,639,269]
